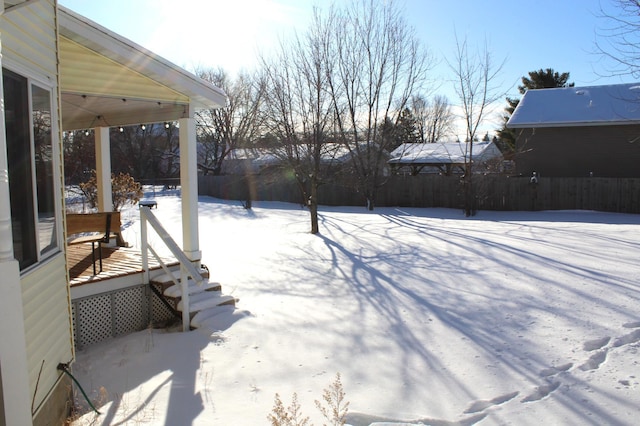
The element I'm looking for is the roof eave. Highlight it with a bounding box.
[507,120,640,129]
[58,5,227,109]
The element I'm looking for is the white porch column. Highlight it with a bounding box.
[0,26,35,424]
[0,261,32,426]
[94,126,112,212]
[179,117,201,265]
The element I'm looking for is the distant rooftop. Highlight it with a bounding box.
[388,141,502,165]
[507,82,640,128]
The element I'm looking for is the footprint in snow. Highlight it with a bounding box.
[464,391,519,414]
[540,363,573,378]
[521,381,560,403]
[622,321,640,329]
[579,350,607,371]
[612,329,640,347]
[583,337,610,351]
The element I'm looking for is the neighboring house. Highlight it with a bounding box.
[507,83,640,177]
[388,141,504,175]
[0,2,226,425]
[220,144,358,175]
[218,148,282,175]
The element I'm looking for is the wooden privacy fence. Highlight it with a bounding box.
[198,174,640,214]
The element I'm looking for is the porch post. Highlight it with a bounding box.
[0,262,31,426]
[178,117,201,266]
[95,126,113,212]
[0,26,35,424]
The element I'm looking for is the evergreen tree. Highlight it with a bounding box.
[497,68,574,151]
[378,109,419,152]
[396,108,420,145]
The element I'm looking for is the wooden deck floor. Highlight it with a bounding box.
[68,243,178,287]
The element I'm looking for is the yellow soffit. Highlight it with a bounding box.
[59,35,189,103]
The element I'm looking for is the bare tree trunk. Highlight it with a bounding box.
[324,0,433,211]
[449,34,504,217]
[309,175,319,234]
[258,8,334,234]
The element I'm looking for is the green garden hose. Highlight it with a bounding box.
[57,363,101,415]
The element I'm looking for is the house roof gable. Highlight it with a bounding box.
[507,83,640,128]
[58,5,227,130]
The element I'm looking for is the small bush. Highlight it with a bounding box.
[79,170,143,211]
[268,373,348,426]
[315,373,349,426]
[268,393,309,426]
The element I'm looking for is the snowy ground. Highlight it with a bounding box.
[72,192,640,425]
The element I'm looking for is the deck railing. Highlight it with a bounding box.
[139,205,204,331]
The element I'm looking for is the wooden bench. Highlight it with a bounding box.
[66,212,127,275]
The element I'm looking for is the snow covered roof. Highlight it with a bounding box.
[507,83,640,128]
[226,148,281,167]
[388,141,503,165]
[227,144,360,166]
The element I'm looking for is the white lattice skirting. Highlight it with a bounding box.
[71,284,174,348]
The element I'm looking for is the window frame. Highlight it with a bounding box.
[3,64,63,273]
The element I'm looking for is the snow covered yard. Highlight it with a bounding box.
[72,195,640,425]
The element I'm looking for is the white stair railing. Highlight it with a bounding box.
[139,205,204,331]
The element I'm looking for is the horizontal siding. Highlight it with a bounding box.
[515,125,640,178]
[2,0,71,418]
[1,0,57,79]
[59,36,188,102]
[21,254,73,414]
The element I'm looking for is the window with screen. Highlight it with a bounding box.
[3,68,59,270]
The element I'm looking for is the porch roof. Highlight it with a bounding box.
[58,5,227,131]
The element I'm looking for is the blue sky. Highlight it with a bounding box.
[59,0,636,136]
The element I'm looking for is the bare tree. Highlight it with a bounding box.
[325,0,433,210]
[110,124,159,179]
[449,34,505,216]
[259,7,335,234]
[156,122,180,178]
[412,94,455,143]
[195,68,264,175]
[595,0,640,78]
[63,130,96,184]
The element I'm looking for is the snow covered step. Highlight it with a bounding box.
[151,267,210,285]
[191,307,252,331]
[191,305,235,328]
[163,279,221,298]
[368,423,424,426]
[176,291,236,313]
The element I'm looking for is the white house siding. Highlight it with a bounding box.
[2,0,73,417]
[1,0,58,80]
[21,255,73,413]
[59,36,188,104]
